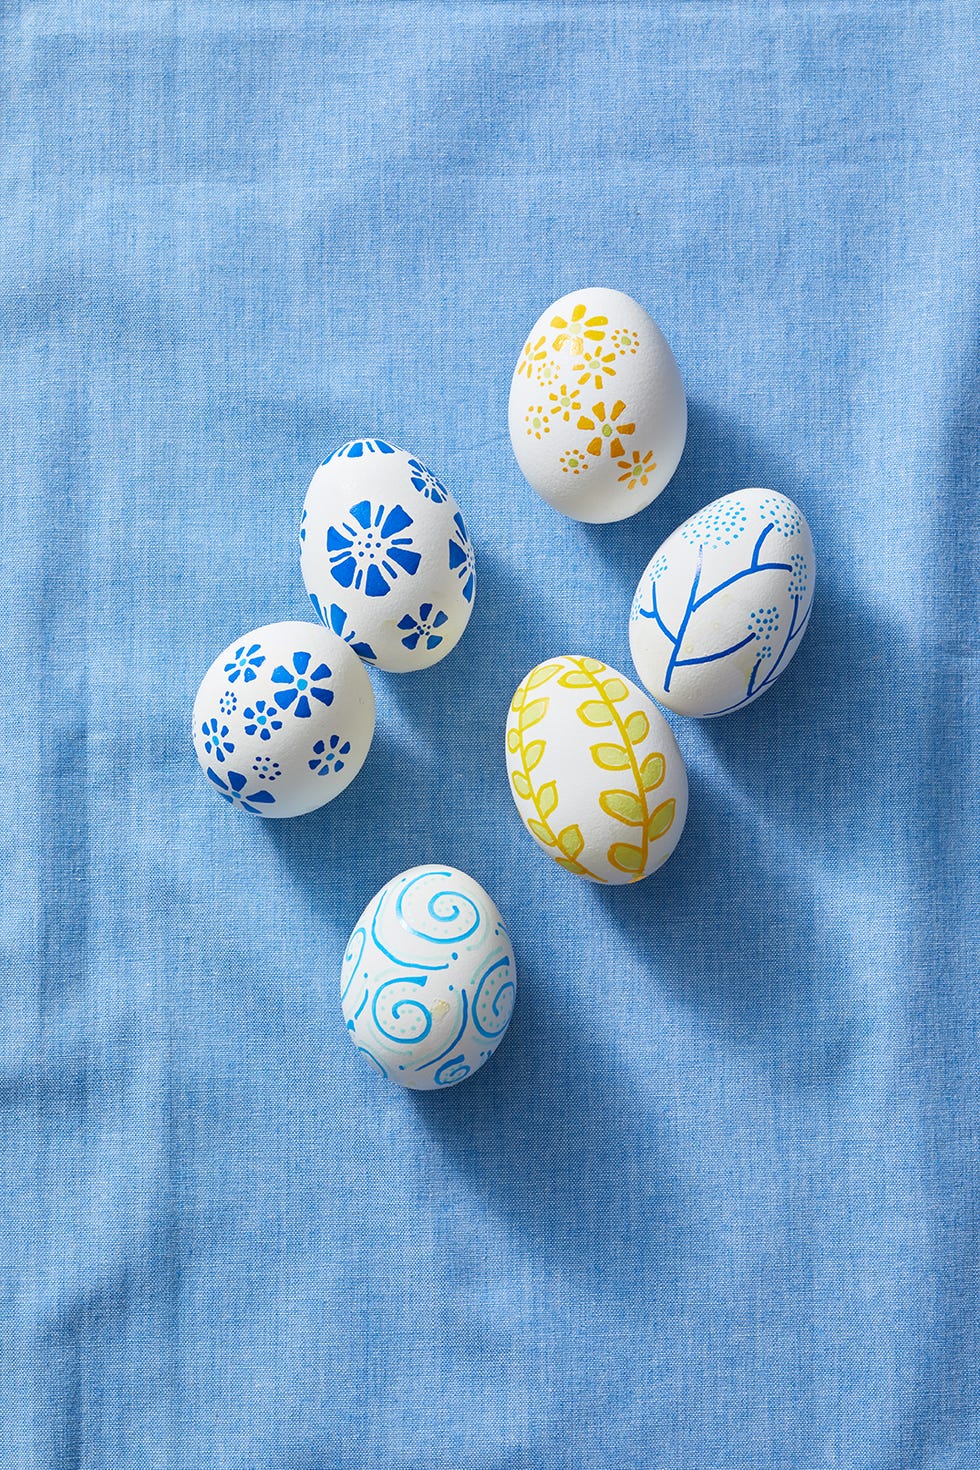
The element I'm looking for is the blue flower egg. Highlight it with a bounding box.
[300,440,475,673]
[341,866,516,1089]
[192,620,375,818]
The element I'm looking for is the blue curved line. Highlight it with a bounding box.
[637,579,677,642]
[372,976,432,1045]
[472,956,515,1039]
[356,1044,388,1079]
[415,990,469,1073]
[369,892,441,971]
[395,871,480,946]
[663,548,702,692]
[674,631,755,667]
[434,1056,470,1087]
[340,927,366,1004]
[691,558,792,611]
[751,522,775,566]
[354,988,370,1020]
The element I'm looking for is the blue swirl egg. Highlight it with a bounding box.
[341,866,516,1089]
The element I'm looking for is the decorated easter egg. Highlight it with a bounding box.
[300,439,475,673]
[508,288,687,523]
[629,488,815,717]
[505,655,688,884]
[192,620,375,818]
[341,866,516,1089]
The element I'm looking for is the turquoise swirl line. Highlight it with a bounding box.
[414,989,469,1074]
[472,954,515,1039]
[372,975,433,1045]
[370,891,449,972]
[434,1056,470,1086]
[340,926,367,1005]
[395,870,480,945]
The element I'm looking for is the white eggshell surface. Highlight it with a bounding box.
[629,488,815,717]
[505,656,688,884]
[341,866,516,1089]
[508,288,687,523]
[301,439,475,673]
[192,620,375,818]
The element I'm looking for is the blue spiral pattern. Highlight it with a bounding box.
[340,866,516,1091]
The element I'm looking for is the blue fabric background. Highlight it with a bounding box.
[2,4,978,1467]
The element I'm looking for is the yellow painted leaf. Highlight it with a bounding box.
[557,823,584,859]
[511,770,531,800]
[581,657,605,673]
[576,700,614,728]
[599,789,644,825]
[506,727,521,753]
[647,798,676,841]
[555,855,587,875]
[524,739,545,771]
[591,742,630,771]
[609,841,646,874]
[558,670,593,689]
[511,686,526,713]
[640,752,665,791]
[527,818,556,847]
[625,710,649,744]
[519,697,548,731]
[602,677,628,702]
[538,781,558,818]
[527,662,562,690]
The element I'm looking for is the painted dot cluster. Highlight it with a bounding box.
[748,605,781,658]
[218,690,238,715]
[758,494,802,536]
[252,757,282,781]
[787,552,809,598]
[680,499,750,549]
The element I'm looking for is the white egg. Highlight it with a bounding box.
[629,488,816,718]
[505,655,688,884]
[508,288,687,523]
[300,439,475,673]
[341,866,516,1089]
[192,620,375,818]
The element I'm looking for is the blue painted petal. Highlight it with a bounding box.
[453,511,467,538]
[448,538,467,571]
[402,630,421,650]
[246,644,261,656]
[463,573,474,603]
[294,694,312,719]
[427,634,444,650]
[340,742,351,755]
[274,688,297,710]
[347,441,364,457]
[380,503,413,538]
[397,614,416,631]
[330,555,356,588]
[327,526,353,552]
[292,649,312,675]
[309,686,333,707]
[350,500,373,529]
[243,668,258,682]
[227,770,248,793]
[433,610,449,627]
[249,789,276,805]
[419,602,432,620]
[309,592,325,625]
[310,662,331,680]
[270,665,292,684]
[352,640,376,661]
[226,668,240,683]
[308,759,321,771]
[207,767,229,792]
[335,760,345,773]
[388,546,421,576]
[375,441,395,454]
[365,564,389,598]
[328,603,346,634]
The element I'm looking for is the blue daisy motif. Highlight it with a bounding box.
[398,602,449,652]
[448,511,475,603]
[271,650,333,718]
[223,642,265,684]
[243,699,284,741]
[327,500,421,598]
[207,767,276,814]
[408,458,448,502]
[322,440,397,465]
[201,718,234,764]
[309,734,352,776]
[308,594,377,661]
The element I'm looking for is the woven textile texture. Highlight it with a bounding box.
[2,4,978,1467]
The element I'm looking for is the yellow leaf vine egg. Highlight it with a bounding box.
[508,288,687,523]
[504,656,689,884]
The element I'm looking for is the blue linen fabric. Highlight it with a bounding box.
[2,3,978,1466]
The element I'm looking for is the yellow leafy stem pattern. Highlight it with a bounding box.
[507,657,676,882]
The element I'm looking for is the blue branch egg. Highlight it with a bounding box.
[629,488,816,717]
[341,867,516,1090]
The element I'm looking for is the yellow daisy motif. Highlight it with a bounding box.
[548,383,582,423]
[611,327,639,356]
[550,303,608,355]
[559,449,589,475]
[524,404,550,439]
[517,334,547,379]
[617,449,657,489]
[574,349,617,390]
[536,358,559,386]
[577,399,635,458]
